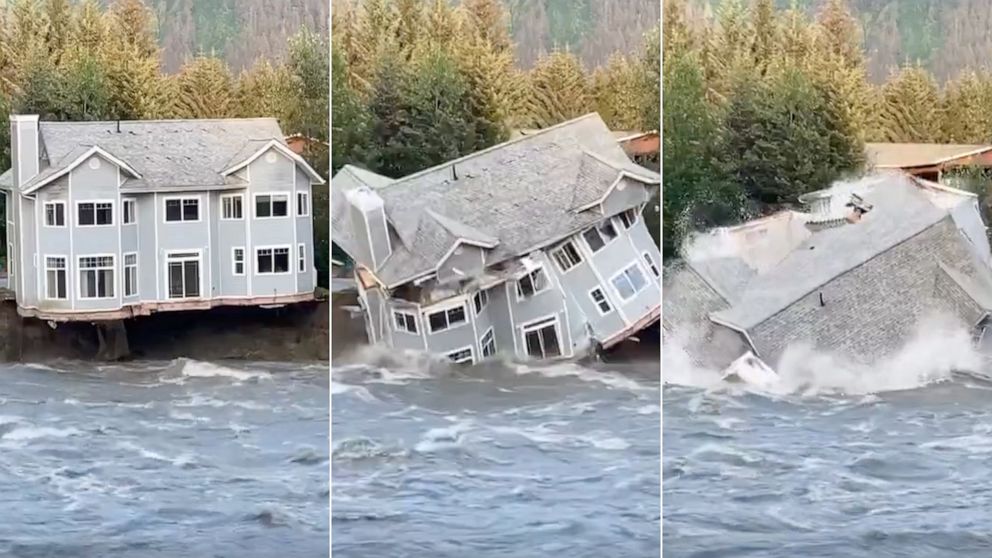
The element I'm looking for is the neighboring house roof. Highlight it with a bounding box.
[332,113,660,288]
[14,118,323,194]
[699,173,978,330]
[866,142,992,169]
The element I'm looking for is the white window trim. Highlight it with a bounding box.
[609,261,649,302]
[480,327,496,358]
[75,199,115,228]
[473,289,489,316]
[393,310,418,334]
[515,265,552,302]
[297,191,310,217]
[43,254,68,300]
[253,192,291,219]
[588,286,613,316]
[616,208,638,230]
[298,243,306,273]
[445,345,475,365]
[582,221,621,254]
[220,193,245,221]
[425,300,469,334]
[42,201,66,228]
[122,198,137,225]
[520,314,562,359]
[77,253,116,300]
[254,244,293,276]
[123,251,139,297]
[642,251,659,278]
[232,246,246,276]
[550,239,583,274]
[162,195,202,223]
[164,249,204,299]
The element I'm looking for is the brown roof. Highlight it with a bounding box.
[866,142,992,169]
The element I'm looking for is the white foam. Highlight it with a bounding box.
[330,381,378,402]
[4,426,81,441]
[179,359,271,381]
[515,362,651,392]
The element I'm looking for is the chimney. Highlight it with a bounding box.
[345,186,392,270]
[9,115,40,187]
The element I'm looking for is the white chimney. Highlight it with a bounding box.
[9,115,40,187]
[345,186,392,270]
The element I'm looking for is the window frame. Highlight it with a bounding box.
[588,287,613,315]
[609,262,649,302]
[76,200,115,227]
[642,251,659,278]
[473,288,489,315]
[426,302,468,334]
[297,191,310,217]
[253,193,290,219]
[480,327,497,358]
[393,310,418,334]
[220,193,244,220]
[164,249,203,299]
[122,198,137,225]
[163,196,202,223]
[445,346,475,365]
[520,315,563,359]
[123,252,138,297]
[582,220,619,253]
[44,255,68,300]
[255,245,292,276]
[550,240,583,273]
[43,201,66,228]
[232,247,246,276]
[77,253,116,300]
[616,208,638,230]
[298,243,306,273]
[515,266,551,301]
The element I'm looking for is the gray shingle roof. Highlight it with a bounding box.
[711,176,957,329]
[25,118,303,192]
[331,113,660,287]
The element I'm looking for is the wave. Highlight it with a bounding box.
[513,362,653,392]
[332,436,407,461]
[177,359,272,381]
[3,425,82,441]
[664,315,986,396]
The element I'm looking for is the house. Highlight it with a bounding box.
[0,115,325,322]
[285,133,329,156]
[331,113,662,364]
[664,171,992,370]
[867,142,992,183]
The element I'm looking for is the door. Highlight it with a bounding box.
[167,252,201,299]
[522,317,562,359]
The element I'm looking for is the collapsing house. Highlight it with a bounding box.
[664,171,992,370]
[331,113,662,364]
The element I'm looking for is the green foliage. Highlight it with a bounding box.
[523,49,593,128]
[174,55,235,118]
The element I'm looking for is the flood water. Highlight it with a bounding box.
[0,359,329,557]
[332,348,661,557]
[663,328,992,557]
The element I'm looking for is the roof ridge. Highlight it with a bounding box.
[41,117,280,125]
[377,112,604,190]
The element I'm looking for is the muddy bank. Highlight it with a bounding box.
[0,301,329,362]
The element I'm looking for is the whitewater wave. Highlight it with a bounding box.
[513,362,652,392]
[3,425,82,441]
[178,359,272,382]
[664,315,986,396]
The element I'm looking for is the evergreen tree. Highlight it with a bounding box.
[876,64,942,142]
[331,45,368,174]
[524,49,593,128]
[639,25,660,131]
[285,27,329,142]
[940,72,992,143]
[174,55,235,118]
[235,61,291,119]
[592,54,643,131]
[461,0,511,53]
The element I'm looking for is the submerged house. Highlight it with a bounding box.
[0,115,324,321]
[332,113,661,364]
[665,171,992,370]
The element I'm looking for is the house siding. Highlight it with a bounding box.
[749,218,980,366]
[586,218,660,333]
[247,148,297,297]
[437,244,485,284]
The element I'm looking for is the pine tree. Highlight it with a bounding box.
[235,60,292,119]
[106,0,158,60]
[751,0,778,70]
[876,64,942,143]
[174,55,235,119]
[592,53,643,131]
[639,25,660,132]
[940,71,992,143]
[816,0,863,67]
[523,49,593,128]
[331,46,368,174]
[72,0,107,54]
[461,0,511,53]
[285,27,329,142]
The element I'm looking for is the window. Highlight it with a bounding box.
[297,192,310,216]
[167,252,200,299]
[123,199,136,224]
[233,247,245,276]
[582,221,618,253]
[446,347,474,365]
[551,241,582,272]
[255,194,289,218]
[44,202,65,227]
[124,253,138,296]
[522,317,561,359]
[257,247,290,274]
[481,328,496,358]
[78,202,113,226]
[394,311,417,334]
[298,243,306,273]
[617,208,637,229]
[589,288,612,314]
[611,263,648,301]
[428,305,467,333]
[79,255,114,299]
[221,194,243,220]
[44,256,67,300]
[473,289,489,315]
[165,198,199,222]
[643,252,659,278]
[516,267,548,299]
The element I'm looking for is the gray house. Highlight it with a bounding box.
[0,114,324,321]
[331,113,661,364]
[665,171,992,370]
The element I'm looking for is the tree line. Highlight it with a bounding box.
[664,0,992,259]
[331,0,660,179]
[0,0,331,287]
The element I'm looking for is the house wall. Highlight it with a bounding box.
[749,218,981,366]
[437,244,485,284]
[295,167,316,294]
[505,251,573,359]
[247,148,303,297]
[586,216,660,334]
[213,189,249,297]
[68,154,121,312]
[548,236,625,345]
[601,178,651,217]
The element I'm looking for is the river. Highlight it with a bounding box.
[332,347,661,557]
[0,359,329,557]
[663,326,992,557]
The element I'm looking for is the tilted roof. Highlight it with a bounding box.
[331,113,660,287]
[13,118,322,194]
